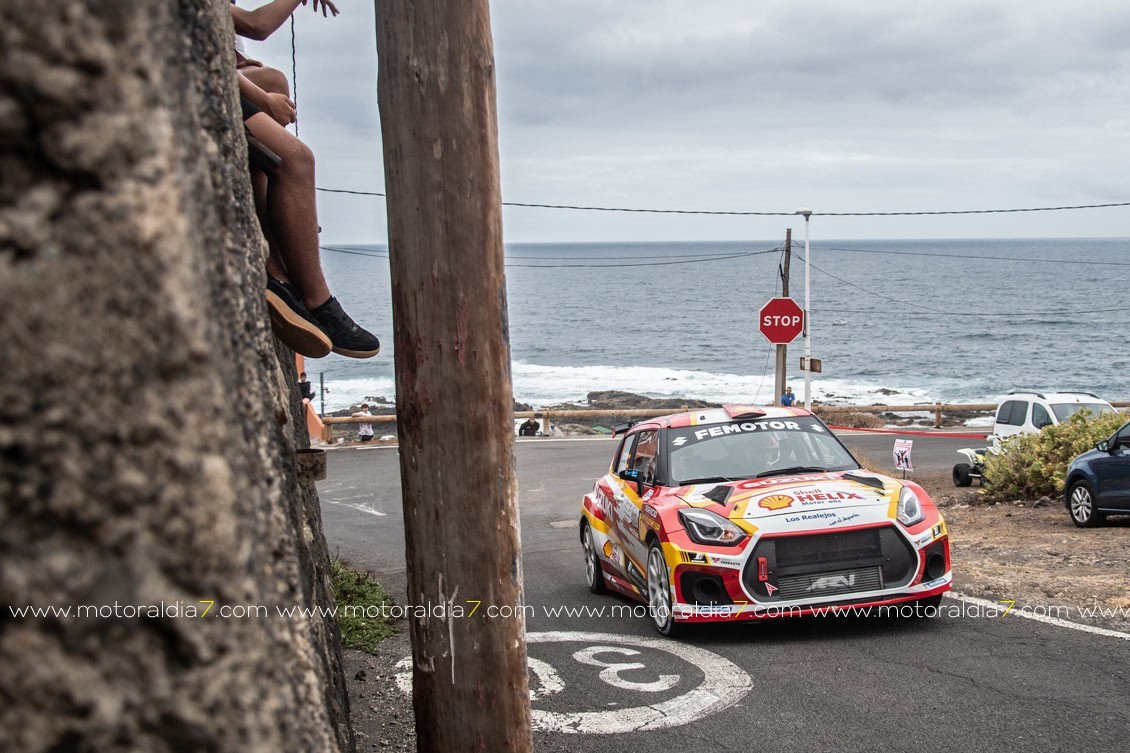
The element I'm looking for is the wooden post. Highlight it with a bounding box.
[376,3,533,752]
[541,410,551,436]
[774,229,792,405]
[935,402,943,428]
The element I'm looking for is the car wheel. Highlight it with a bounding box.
[952,463,973,487]
[581,522,607,594]
[646,541,680,637]
[1068,480,1105,528]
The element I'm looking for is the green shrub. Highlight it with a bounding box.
[982,411,1127,502]
[330,559,397,652]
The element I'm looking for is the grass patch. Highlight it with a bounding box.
[330,559,397,652]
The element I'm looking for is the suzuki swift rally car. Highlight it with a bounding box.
[579,405,952,635]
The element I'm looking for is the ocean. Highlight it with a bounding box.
[312,238,1129,413]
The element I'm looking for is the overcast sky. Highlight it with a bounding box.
[246,1,1130,244]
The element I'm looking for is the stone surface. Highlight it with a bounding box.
[0,2,351,751]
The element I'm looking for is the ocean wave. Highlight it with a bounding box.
[317,362,995,412]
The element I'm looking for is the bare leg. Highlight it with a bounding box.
[242,65,290,98]
[244,111,331,308]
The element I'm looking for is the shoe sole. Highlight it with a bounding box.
[266,290,333,358]
[332,344,381,359]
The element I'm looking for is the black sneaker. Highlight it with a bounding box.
[309,297,381,358]
[266,279,332,358]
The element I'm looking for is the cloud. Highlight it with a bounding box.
[243,0,1130,242]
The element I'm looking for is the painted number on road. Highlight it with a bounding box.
[395,630,751,734]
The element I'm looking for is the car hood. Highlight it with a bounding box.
[677,470,898,523]
[1070,448,1105,467]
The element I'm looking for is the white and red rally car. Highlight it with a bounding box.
[579,405,952,636]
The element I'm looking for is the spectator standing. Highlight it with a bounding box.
[353,404,374,443]
[780,387,796,407]
[518,417,538,437]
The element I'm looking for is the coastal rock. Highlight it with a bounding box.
[584,390,721,411]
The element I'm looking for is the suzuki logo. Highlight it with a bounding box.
[672,436,688,446]
[805,574,856,592]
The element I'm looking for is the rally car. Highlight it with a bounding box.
[579,405,952,635]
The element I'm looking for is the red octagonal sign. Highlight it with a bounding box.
[759,297,804,344]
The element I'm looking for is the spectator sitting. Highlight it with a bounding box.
[298,371,316,402]
[518,418,539,437]
[231,1,378,359]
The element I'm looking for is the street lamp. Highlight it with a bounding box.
[795,208,812,410]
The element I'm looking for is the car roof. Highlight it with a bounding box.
[634,404,814,430]
[1005,391,1110,404]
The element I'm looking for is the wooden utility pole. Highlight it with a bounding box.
[774,229,793,405]
[375,3,533,752]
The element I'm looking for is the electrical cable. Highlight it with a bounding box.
[320,245,784,269]
[813,244,1130,267]
[315,186,1130,218]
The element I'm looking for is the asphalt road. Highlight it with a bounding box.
[318,435,1130,752]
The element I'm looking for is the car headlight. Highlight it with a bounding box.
[897,486,925,527]
[678,508,746,547]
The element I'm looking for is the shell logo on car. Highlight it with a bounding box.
[579,405,952,637]
[758,494,794,511]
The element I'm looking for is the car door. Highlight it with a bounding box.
[1093,424,1130,510]
[994,400,1030,438]
[621,428,660,570]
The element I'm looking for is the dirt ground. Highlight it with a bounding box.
[912,469,1130,633]
[342,470,1130,750]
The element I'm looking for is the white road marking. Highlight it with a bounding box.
[322,499,387,516]
[571,646,679,693]
[393,630,752,734]
[949,592,1130,641]
[528,631,750,734]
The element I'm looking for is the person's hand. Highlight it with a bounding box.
[264,92,297,126]
[303,0,339,17]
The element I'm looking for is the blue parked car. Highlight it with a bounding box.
[1064,420,1130,527]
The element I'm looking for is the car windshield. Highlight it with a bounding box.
[668,416,859,484]
[1051,403,1113,422]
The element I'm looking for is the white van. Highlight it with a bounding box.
[993,391,1115,440]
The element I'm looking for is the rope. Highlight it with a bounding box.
[290,15,298,137]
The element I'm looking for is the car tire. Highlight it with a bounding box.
[952,463,973,487]
[581,521,607,594]
[1067,480,1105,528]
[646,541,681,637]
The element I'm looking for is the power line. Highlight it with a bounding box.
[320,245,783,269]
[505,249,778,268]
[815,244,1130,267]
[316,186,1130,217]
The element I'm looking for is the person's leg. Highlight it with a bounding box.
[244,111,380,359]
[242,65,290,98]
[244,111,331,308]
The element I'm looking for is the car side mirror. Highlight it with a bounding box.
[1095,440,1110,453]
[618,468,644,495]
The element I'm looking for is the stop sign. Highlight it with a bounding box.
[759,297,804,344]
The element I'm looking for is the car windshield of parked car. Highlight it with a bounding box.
[1051,403,1114,422]
[668,416,859,484]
